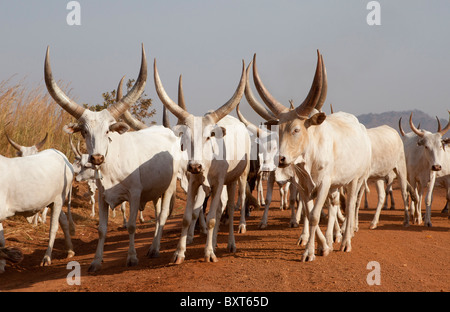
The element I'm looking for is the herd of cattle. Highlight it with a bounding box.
[0,44,449,273]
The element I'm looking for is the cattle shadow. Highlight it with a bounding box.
[357,210,450,232]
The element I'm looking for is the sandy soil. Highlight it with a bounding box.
[0,180,449,293]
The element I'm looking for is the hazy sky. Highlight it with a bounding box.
[1,1,449,125]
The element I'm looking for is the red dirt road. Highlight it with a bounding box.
[1,181,449,292]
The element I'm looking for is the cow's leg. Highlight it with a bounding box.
[289,184,300,228]
[441,181,449,215]
[424,172,436,227]
[370,179,388,229]
[394,166,410,227]
[414,183,424,225]
[148,182,175,258]
[125,193,142,267]
[173,178,202,264]
[226,183,238,252]
[325,188,339,251]
[340,179,360,253]
[187,187,207,244]
[354,184,366,232]
[297,198,311,246]
[42,198,74,266]
[204,182,225,262]
[90,194,96,218]
[120,202,128,228]
[41,207,49,224]
[257,173,265,207]
[212,187,228,251]
[88,191,109,272]
[147,198,161,257]
[278,182,287,210]
[0,223,5,273]
[66,187,75,236]
[364,190,369,209]
[302,179,331,262]
[237,173,248,234]
[259,171,275,229]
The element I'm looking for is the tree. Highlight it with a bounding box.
[83,78,156,124]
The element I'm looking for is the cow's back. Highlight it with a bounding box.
[367,125,405,178]
[0,149,73,220]
[318,112,371,186]
[101,126,182,203]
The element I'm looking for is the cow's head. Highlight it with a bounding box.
[69,133,95,182]
[44,44,147,167]
[248,51,328,168]
[236,104,278,172]
[5,132,48,157]
[154,59,246,175]
[407,113,450,171]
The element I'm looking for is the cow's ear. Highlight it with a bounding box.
[63,123,82,134]
[211,126,226,138]
[305,112,326,128]
[109,122,130,134]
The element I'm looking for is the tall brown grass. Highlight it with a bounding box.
[0,77,78,161]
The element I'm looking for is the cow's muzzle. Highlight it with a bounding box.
[432,164,442,171]
[90,154,105,166]
[187,163,203,174]
[278,156,289,168]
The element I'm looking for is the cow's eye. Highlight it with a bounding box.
[293,128,300,134]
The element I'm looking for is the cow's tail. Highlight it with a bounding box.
[0,247,24,264]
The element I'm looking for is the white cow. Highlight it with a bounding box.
[236,104,300,228]
[5,132,50,225]
[399,114,450,226]
[252,51,372,262]
[154,58,250,263]
[355,125,410,230]
[69,134,135,227]
[0,149,75,272]
[45,44,186,272]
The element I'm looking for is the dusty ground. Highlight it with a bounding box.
[0,180,449,293]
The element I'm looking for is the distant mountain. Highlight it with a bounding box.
[357,109,449,138]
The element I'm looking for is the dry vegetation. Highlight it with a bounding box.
[0,77,78,160]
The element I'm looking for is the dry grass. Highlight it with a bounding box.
[0,77,78,160]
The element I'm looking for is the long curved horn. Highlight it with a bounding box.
[295,50,324,118]
[244,61,276,121]
[154,59,191,122]
[44,46,85,119]
[116,75,147,130]
[252,54,288,116]
[409,113,424,137]
[34,133,48,150]
[116,75,125,102]
[69,133,81,158]
[178,75,187,111]
[162,106,171,128]
[207,60,246,124]
[398,117,405,137]
[438,111,450,136]
[5,132,22,152]
[314,54,328,112]
[108,44,147,120]
[236,103,262,137]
